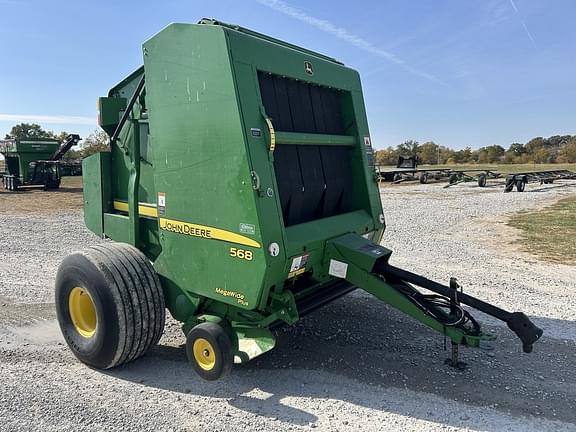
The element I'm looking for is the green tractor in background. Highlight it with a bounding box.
[0,134,80,191]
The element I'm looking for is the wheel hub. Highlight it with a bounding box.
[193,338,216,371]
[68,287,97,338]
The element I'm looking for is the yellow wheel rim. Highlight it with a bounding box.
[68,287,97,338]
[193,338,216,371]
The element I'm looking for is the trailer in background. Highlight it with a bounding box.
[377,165,500,188]
[504,170,576,192]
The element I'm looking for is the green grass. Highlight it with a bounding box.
[508,197,576,265]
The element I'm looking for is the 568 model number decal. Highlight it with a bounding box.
[230,247,253,261]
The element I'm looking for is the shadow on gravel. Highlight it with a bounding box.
[105,293,576,428]
[52,187,83,194]
[0,186,83,194]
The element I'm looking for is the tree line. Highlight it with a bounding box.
[4,122,576,165]
[376,135,576,166]
[4,123,109,160]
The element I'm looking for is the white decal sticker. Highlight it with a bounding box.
[158,192,166,216]
[328,259,348,279]
[239,223,255,235]
[290,256,303,272]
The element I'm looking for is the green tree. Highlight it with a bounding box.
[477,145,505,163]
[524,137,545,156]
[4,123,55,140]
[417,141,439,164]
[454,147,473,163]
[80,130,110,158]
[438,145,456,164]
[375,146,399,166]
[397,140,420,157]
[557,137,576,163]
[507,143,525,156]
[532,147,552,163]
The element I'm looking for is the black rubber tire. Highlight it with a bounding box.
[186,322,233,381]
[516,179,525,192]
[419,172,428,184]
[55,242,165,369]
[449,173,458,184]
[478,174,487,187]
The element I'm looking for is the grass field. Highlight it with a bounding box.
[508,196,576,265]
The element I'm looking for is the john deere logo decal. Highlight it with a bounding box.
[304,61,313,75]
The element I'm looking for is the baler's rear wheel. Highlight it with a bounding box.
[55,242,166,369]
[186,322,233,381]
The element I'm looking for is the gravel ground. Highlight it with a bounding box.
[1,179,575,431]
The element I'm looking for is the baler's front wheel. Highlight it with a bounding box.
[186,322,233,381]
[55,243,166,369]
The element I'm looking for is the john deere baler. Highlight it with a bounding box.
[55,19,541,380]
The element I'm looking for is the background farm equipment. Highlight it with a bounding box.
[378,165,500,187]
[55,19,541,381]
[59,160,83,177]
[0,134,81,191]
[444,170,501,188]
[504,170,576,192]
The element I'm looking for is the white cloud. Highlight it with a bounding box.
[255,0,447,86]
[509,0,537,49]
[0,114,95,125]
[508,0,519,13]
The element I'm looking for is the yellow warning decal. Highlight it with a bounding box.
[113,201,159,218]
[159,217,261,249]
[264,117,276,152]
[288,267,306,279]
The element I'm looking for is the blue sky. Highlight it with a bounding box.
[0,0,574,150]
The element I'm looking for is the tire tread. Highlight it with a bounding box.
[78,243,165,368]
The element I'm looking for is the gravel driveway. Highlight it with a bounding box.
[1,180,575,431]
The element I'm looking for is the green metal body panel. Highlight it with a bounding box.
[83,152,111,235]
[0,138,60,185]
[85,20,501,361]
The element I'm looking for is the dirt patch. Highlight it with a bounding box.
[0,176,83,213]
